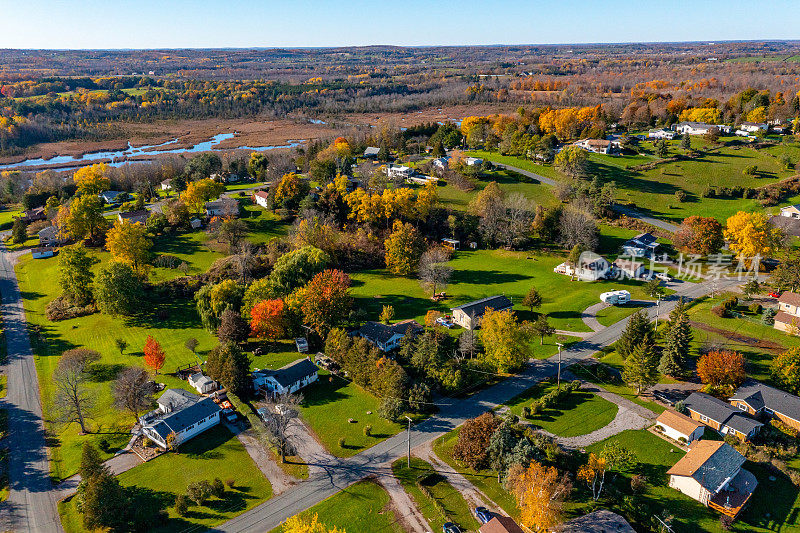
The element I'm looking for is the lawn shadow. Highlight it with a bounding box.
[301,375,350,408]
[86,363,126,382]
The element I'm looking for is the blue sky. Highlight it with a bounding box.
[4,0,800,49]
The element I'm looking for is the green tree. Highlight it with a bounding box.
[247,152,269,180]
[58,243,97,305]
[772,347,800,394]
[644,278,665,299]
[481,309,533,372]
[530,314,555,345]
[623,342,659,394]
[659,309,692,377]
[11,217,26,244]
[522,287,543,314]
[655,139,669,158]
[554,146,589,179]
[93,262,143,316]
[206,342,251,396]
[195,279,244,332]
[267,246,330,297]
[681,133,691,150]
[59,195,108,242]
[115,338,128,355]
[616,310,654,360]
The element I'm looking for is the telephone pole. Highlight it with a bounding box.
[556,343,564,389]
[405,416,412,468]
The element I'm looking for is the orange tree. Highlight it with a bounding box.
[697,349,746,392]
[673,216,725,256]
[250,298,286,341]
[295,269,352,337]
[143,335,166,374]
[453,412,500,469]
[506,460,571,532]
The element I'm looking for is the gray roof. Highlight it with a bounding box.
[358,320,422,345]
[364,146,380,156]
[561,510,635,533]
[255,358,317,389]
[452,295,513,317]
[685,392,763,435]
[38,226,59,239]
[148,396,220,440]
[99,190,125,202]
[119,209,150,220]
[158,388,200,412]
[731,381,800,422]
[689,443,746,492]
[205,197,239,209]
[624,232,659,249]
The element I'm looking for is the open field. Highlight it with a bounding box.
[59,425,273,533]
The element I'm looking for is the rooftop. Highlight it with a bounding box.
[778,291,800,308]
[684,392,763,436]
[657,409,703,435]
[667,440,746,493]
[254,358,318,389]
[731,381,800,422]
[358,320,423,345]
[451,295,513,317]
[560,510,636,533]
[479,515,525,533]
[148,396,220,440]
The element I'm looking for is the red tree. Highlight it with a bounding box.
[674,216,724,256]
[143,335,166,375]
[300,269,353,336]
[697,350,746,391]
[250,299,286,341]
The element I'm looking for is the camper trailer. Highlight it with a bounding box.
[600,290,631,305]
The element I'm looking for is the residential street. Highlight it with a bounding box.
[0,244,63,533]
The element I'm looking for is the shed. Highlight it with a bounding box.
[188,372,217,394]
[441,238,460,250]
[31,247,55,259]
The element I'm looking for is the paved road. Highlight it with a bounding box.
[493,162,680,234]
[216,275,741,533]
[0,244,63,533]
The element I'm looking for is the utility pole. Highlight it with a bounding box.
[556,343,563,389]
[655,296,661,330]
[405,416,412,468]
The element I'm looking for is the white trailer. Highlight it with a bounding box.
[600,290,631,305]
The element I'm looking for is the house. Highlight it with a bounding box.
[780,204,800,219]
[38,225,65,247]
[252,358,319,397]
[99,190,126,205]
[356,320,423,352]
[451,295,513,330]
[574,139,615,154]
[31,247,55,259]
[738,122,768,133]
[205,198,239,217]
[654,409,705,444]
[140,389,221,449]
[432,157,450,170]
[465,156,483,166]
[479,515,525,533]
[621,232,660,258]
[612,258,646,279]
[253,190,270,209]
[560,510,635,532]
[648,129,676,140]
[553,252,612,281]
[773,291,800,335]
[407,175,438,186]
[441,238,460,250]
[117,209,150,225]
[160,179,173,191]
[600,290,630,305]
[386,165,413,180]
[188,372,217,394]
[674,122,717,135]
[363,146,381,158]
[683,392,762,442]
[667,440,757,518]
[20,207,46,223]
[729,381,800,431]
[190,217,202,230]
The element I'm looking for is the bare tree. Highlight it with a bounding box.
[217,218,248,253]
[501,193,535,248]
[232,241,258,281]
[112,367,155,425]
[418,247,454,296]
[558,205,599,251]
[261,391,303,463]
[53,349,100,434]
[458,327,481,360]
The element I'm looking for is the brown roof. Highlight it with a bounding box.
[254,191,269,199]
[656,409,703,435]
[480,516,524,533]
[778,292,800,308]
[667,440,724,477]
[774,310,799,326]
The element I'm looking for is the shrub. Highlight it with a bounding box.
[743,164,758,176]
[674,190,687,202]
[529,401,541,415]
[674,400,687,414]
[186,480,213,506]
[522,406,531,419]
[720,515,734,531]
[364,425,372,437]
[98,438,110,453]
[653,424,664,432]
[630,474,648,495]
[142,438,152,448]
[749,303,763,314]
[763,307,777,325]
[702,186,715,198]
[722,296,738,311]
[678,437,687,444]
[174,494,189,516]
[711,305,728,318]
[45,295,97,321]
[338,437,346,448]
[225,478,236,488]
[211,478,225,498]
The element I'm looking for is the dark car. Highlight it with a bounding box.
[442,523,461,533]
[475,506,493,524]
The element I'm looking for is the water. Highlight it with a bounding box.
[0,133,306,171]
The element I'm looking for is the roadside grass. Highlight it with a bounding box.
[0,447,7,502]
[569,363,666,414]
[59,425,273,533]
[505,382,618,437]
[299,371,406,458]
[16,251,219,480]
[0,375,6,398]
[392,457,480,532]
[594,301,651,328]
[268,479,404,533]
[351,249,660,334]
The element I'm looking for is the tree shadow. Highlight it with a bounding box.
[86,363,126,383]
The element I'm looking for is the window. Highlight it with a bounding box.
[185,424,195,431]
[700,415,708,422]
[738,403,748,411]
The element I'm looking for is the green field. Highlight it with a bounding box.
[569,362,666,414]
[392,457,479,532]
[59,426,273,532]
[505,382,618,437]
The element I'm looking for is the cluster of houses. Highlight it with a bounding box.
[552,232,659,283]
[649,120,789,140]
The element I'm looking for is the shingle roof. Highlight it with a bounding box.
[38,225,61,239]
[667,441,745,492]
[451,295,513,317]
[205,197,239,209]
[684,392,762,435]
[479,516,525,533]
[560,510,635,533]
[778,292,800,308]
[364,146,380,156]
[119,209,150,220]
[148,396,220,439]
[158,388,200,412]
[731,381,800,423]
[358,320,422,345]
[256,358,318,389]
[254,191,270,200]
[774,310,799,326]
[656,409,703,436]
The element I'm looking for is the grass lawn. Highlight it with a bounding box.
[0,375,5,398]
[505,382,618,437]
[299,371,406,457]
[351,249,660,334]
[392,457,480,532]
[269,479,404,533]
[569,363,666,414]
[16,251,220,480]
[0,205,21,231]
[594,301,652,328]
[148,229,224,282]
[239,197,290,246]
[59,425,273,532]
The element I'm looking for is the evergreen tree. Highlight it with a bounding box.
[79,442,107,482]
[616,310,654,359]
[623,342,659,395]
[11,217,26,244]
[659,303,693,376]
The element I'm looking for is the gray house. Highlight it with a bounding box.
[451,295,513,330]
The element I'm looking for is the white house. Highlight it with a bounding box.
[612,258,646,279]
[600,290,630,305]
[622,232,660,258]
[648,129,676,140]
[432,157,450,170]
[407,175,438,186]
[674,122,716,135]
[140,389,221,449]
[363,146,381,158]
[252,358,319,397]
[553,251,612,281]
[356,320,423,352]
[774,291,800,335]
[464,157,483,166]
[654,409,705,444]
[253,191,270,209]
[205,198,239,217]
[160,179,173,191]
[780,204,800,219]
[451,295,513,330]
[738,122,768,133]
[38,225,65,247]
[667,441,757,519]
[386,165,413,180]
[188,372,217,394]
[117,209,150,225]
[574,139,615,154]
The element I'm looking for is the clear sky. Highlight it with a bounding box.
[3,0,800,49]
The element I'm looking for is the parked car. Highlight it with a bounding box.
[655,272,672,282]
[475,506,492,524]
[295,337,309,353]
[442,523,461,533]
[435,316,454,328]
[769,291,781,298]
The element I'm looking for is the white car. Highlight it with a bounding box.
[655,272,672,282]
[435,316,454,328]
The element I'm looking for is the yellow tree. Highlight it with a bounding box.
[384,220,424,276]
[415,181,438,220]
[57,195,108,241]
[724,211,783,262]
[506,461,571,532]
[73,163,111,195]
[282,513,346,533]
[182,178,225,213]
[106,219,152,273]
[480,308,533,373]
[578,453,608,501]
